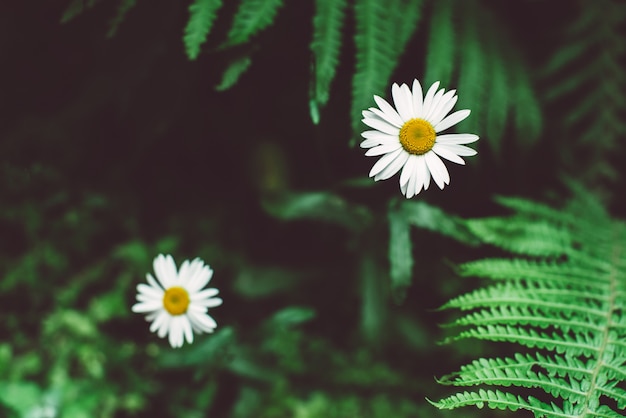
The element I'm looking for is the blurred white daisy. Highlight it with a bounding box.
[132,254,222,348]
[361,79,479,198]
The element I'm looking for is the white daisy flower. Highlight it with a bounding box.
[361,79,479,198]
[131,254,222,348]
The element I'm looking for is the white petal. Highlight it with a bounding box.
[374,95,404,126]
[157,314,171,338]
[137,283,163,297]
[187,265,214,293]
[192,297,223,308]
[361,129,394,139]
[399,154,418,187]
[412,79,424,117]
[362,117,400,136]
[374,151,409,181]
[436,133,479,145]
[369,148,403,178]
[169,317,184,348]
[392,83,412,121]
[425,152,450,188]
[414,156,429,196]
[421,81,441,118]
[132,300,163,313]
[424,89,445,121]
[191,288,220,301]
[360,135,397,149]
[400,178,409,197]
[153,254,176,288]
[401,83,415,118]
[435,109,471,132]
[441,143,477,156]
[367,107,403,128]
[373,95,404,126]
[149,310,168,333]
[422,159,431,190]
[430,94,458,126]
[432,144,466,165]
[137,293,159,303]
[181,316,194,344]
[188,311,217,332]
[177,260,192,287]
[365,142,402,156]
[427,90,456,124]
[146,273,162,290]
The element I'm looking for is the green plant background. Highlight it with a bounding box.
[1,0,625,417]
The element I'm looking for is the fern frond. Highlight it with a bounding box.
[60,0,100,24]
[309,0,347,123]
[542,0,626,185]
[106,0,137,38]
[183,0,223,60]
[451,1,541,152]
[215,55,253,91]
[351,0,423,145]
[388,204,413,293]
[224,0,284,47]
[423,0,454,87]
[434,193,626,416]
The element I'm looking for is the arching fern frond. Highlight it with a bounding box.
[309,0,347,124]
[106,0,137,38]
[60,0,102,24]
[351,0,423,145]
[542,0,626,186]
[432,192,626,417]
[447,0,541,154]
[223,0,284,47]
[183,0,223,60]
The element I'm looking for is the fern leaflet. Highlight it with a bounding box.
[432,192,626,417]
[183,0,223,61]
[215,55,253,91]
[224,0,284,47]
[351,0,423,145]
[106,0,137,38]
[309,0,347,124]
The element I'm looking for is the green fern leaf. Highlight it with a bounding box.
[106,0,137,38]
[309,0,347,123]
[183,0,223,61]
[541,0,626,185]
[224,0,284,47]
[351,0,423,145]
[60,0,100,24]
[215,55,253,91]
[423,0,455,88]
[434,193,626,416]
[388,204,413,295]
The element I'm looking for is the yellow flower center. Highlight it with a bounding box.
[399,118,436,155]
[163,287,190,316]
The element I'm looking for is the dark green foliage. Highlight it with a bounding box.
[215,55,253,91]
[224,0,285,47]
[433,190,626,417]
[60,0,102,24]
[351,0,423,145]
[542,0,626,186]
[183,0,223,60]
[309,0,347,124]
[106,0,137,38]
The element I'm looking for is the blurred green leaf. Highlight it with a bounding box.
[262,191,372,232]
[216,55,253,91]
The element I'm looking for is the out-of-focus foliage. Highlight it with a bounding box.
[2,0,624,417]
[542,0,626,188]
[434,187,626,416]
